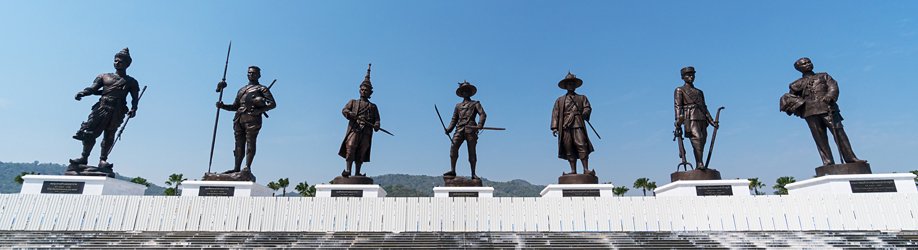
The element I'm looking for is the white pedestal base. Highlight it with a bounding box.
[540,184,615,197]
[315,184,386,197]
[433,186,494,197]
[180,181,272,197]
[786,173,917,195]
[655,179,751,197]
[20,175,146,195]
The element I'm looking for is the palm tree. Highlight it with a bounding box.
[910,170,918,186]
[633,178,650,196]
[130,177,151,187]
[14,172,38,185]
[277,178,290,196]
[295,181,317,197]
[612,186,629,197]
[773,176,796,195]
[164,173,187,196]
[267,181,280,196]
[646,181,657,196]
[748,178,766,195]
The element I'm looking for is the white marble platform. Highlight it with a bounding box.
[655,179,751,197]
[540,184,615,197]
[433,186,494,197]
[181,180,272,197]
[786,173,917,195]
[20,175,146,195]
[315,184,387,197]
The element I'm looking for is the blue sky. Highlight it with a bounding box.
[1,1,917,194]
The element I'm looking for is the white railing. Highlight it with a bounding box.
[0,194,914,232]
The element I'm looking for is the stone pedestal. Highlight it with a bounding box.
[815,162,871,177]
[655,179,751,197]
[332,176,374,184]
[180,180,272,197]
[316,184,386,197]
[443,176,482,187]
[433,186,494,197]
[786,173,916,195]
[202,171,256,182]
[20,175,146,195]
[670,169,722,182]
[558,173,598,184]
[540,184,614,197]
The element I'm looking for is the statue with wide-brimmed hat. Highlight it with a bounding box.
[551,72,597,184]
[441,80,488,186]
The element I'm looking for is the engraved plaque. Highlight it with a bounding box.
[850,179,897,193]
[331,190,363,197]
[562,189,600,197]
[40,181,85,194]
[695,185,733,196]
[199,186,235,196]
[448,192,479,197]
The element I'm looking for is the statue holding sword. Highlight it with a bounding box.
[337,64,392,184]
[437,80,504,183]
[672,66,723,181]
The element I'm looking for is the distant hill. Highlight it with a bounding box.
[374,174,545,197]
[0,161,167,195]
[1,162,546,197]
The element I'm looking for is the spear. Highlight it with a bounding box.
[207,41,231,173]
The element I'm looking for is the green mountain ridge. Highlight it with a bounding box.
[2,162,545,197]
[0,161,167,195]
[374,174,545,197]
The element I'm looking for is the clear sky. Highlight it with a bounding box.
[1,1,916,194]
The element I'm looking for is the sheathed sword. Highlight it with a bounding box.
[704,107,725,168]
[105,85,148,156]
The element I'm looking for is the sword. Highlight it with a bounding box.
[479,127,506,130]
[566,95,601,140]
[704,106,725,168]
[208,41,231,173]
[377,127,394,136]
[434,105,452,143]
[105,85,147,156]
[673,124,692,171]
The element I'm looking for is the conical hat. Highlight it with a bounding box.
[455,80,477,97]
[558,72,582,89]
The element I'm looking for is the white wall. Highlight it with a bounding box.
[0,194,914,232]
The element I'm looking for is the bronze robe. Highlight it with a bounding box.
[551,93,594,159]
[338,99,380,162]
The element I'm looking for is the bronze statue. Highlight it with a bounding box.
[335,64,381,184]
[67,48,142,177]
[207,65,276,181]
[443,81,487,181]
[780,57,869,176]
[551,72,598,184]
[672,66,723,181]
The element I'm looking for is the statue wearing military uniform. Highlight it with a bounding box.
[443,81,487,180]
[337,64,381,183]
[780,57,868,176]
[67,48,141,177]
[674,66,718,170]
[213,66,276,180]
